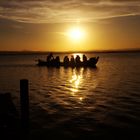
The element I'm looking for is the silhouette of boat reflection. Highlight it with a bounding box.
[36,56,99,68]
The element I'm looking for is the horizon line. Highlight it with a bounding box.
[0,49,140,54]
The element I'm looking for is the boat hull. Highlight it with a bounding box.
[37,57,99,68]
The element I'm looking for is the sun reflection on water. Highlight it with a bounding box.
[70,74,82,88]
[69,68,85,102]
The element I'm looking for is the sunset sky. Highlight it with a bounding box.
[0,0,140,52]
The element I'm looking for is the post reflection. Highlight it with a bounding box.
[69,68,85,101]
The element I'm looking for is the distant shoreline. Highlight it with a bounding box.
[0,49,140,55]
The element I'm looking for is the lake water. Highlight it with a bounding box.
[0,52,140,139]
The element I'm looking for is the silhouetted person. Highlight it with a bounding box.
[70,55,75,67]
[55,56,60,67]
[75,55,81,64]
[83,54,87,63]
[47,53,54,62]
[55,56,60,63]
[63,56,69,66]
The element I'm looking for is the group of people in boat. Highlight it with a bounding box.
[63,54,88,65]
[45,53,99,67]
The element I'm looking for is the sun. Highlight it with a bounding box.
[67,27,85,41]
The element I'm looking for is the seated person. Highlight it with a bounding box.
[70,55,75,66]
[75,55,81,64]
[54,56,60,66]
[63,56,69,65]
[83,54,87,62]
[47,53,54,62]
[55,56,60,63]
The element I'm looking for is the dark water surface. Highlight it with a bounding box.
[0,52,140,139]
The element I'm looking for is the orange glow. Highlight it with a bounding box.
[1,21,139,52]
[67,27,85,41]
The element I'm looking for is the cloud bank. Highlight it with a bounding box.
[0,0,140,23]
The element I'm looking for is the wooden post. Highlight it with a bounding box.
[20,79,29,135]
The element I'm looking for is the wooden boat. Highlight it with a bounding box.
[36,56,99,68]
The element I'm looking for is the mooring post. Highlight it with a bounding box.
[20,79,29,135]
